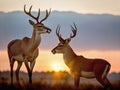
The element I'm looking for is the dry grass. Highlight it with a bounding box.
[0,71,120,90]
[0,82,120,90]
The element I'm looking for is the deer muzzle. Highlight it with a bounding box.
[47,28,51,34]
[51,49,56,54]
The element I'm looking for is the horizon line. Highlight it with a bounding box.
[0,10,120,16]
[0,70,120,73]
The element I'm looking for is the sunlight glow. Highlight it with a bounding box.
[52,62,63,72]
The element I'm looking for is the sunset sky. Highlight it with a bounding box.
[0,0,120,15]
[0,0,120,73]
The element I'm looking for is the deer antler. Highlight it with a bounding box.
[40,9,51,23]
[70,23,77,38]
[24,5,40,23]
[56,25,65,43]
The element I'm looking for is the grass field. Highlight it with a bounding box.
[0,82,120,90]
[0,71,120,90]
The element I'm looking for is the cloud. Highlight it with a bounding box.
[0,11,120,51]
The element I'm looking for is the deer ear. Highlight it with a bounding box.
[29,20,35,25]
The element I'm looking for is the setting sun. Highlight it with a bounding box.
[52,62,63,72]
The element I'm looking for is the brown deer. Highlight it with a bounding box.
[51,23,112,89]
[7,5,51,85]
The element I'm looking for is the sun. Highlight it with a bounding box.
[52,62,63,72]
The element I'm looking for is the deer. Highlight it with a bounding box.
[7,5,51,85]
[51,23,112,89]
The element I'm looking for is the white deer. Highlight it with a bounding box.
[7,5,51,85]
[51,24,112,89]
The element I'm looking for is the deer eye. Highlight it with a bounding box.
[59,45,63,47]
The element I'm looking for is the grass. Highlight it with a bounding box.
[0,82,120,90]
[0,71,120,90]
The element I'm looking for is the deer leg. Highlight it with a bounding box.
[30,60,35,72]
[74,75,80,88]
[29,60,36,84]
[24,59,31,84]
[102,65,112,89]
[28,69,32,84]
[100,64,112,89]
[96,75,106,87]
[96,75,112,90]
[94,69,106,88]
[10,59,15,85]
[15,61,22,85]
[103,77,113,90]
[96,76,112,90]
[94,63,111,89]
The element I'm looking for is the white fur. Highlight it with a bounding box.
[102,64,109,79]
[81,71,95,78]
[12,54,24,62]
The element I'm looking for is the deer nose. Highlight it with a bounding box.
[51,49,56,54]
[47,28,51,34]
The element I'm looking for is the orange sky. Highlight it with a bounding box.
[0,50,120,73]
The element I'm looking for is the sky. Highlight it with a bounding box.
[0,0,120,15]
[0,0,120,73]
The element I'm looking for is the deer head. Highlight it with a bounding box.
[51,23,77,54]
[24,5,51,34]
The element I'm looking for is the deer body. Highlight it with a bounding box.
[62,44,110,79]
[8,5,51,85]
[51,24,112,89]
[8,31,40,62]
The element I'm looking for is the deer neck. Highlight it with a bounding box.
[63,45,77,67]
[30,30,41,52]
